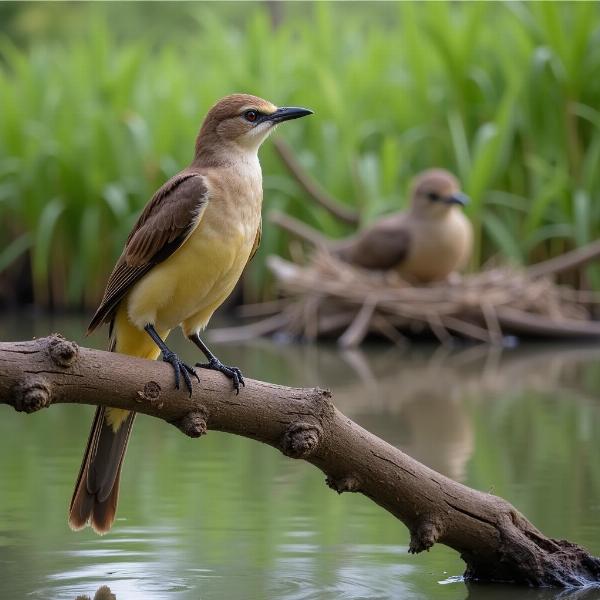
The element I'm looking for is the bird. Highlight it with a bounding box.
[68,93,313,534]
[333,169,472,282]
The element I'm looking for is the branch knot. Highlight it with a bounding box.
[281,421,322,458]
[47,334,79,368]
[173,410,208,438]
[137,381,163,407]
[12,376,51,413]
[409,516,443,554]
[326,474,360,494]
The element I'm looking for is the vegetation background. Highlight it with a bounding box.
[1,1,600,311]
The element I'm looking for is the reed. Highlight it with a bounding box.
[1,2,600,308]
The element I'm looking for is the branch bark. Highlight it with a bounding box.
[1,334,599,587]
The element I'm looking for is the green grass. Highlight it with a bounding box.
[2,1,600,309]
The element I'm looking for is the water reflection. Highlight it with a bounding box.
[76,585,116,600]
[1,314,600,599]
[246,340,600,482]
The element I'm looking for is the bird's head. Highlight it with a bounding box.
[195,93,312,160]
[409,169,469,218]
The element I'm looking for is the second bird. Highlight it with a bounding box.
[335,169,472,282]
[69,93,312,534]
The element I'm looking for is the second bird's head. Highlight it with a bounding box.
[410,169,469,218]
[195,93,313,158]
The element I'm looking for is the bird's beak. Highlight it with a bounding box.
[445,192,469,206]
[267,106,314,124]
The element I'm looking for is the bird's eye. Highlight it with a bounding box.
[244,110,259,123]
[427,192,440,202]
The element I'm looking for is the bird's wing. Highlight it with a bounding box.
[88,171,209,334]
[340,218,411,270]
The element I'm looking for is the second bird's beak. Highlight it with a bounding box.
[445,192,469,206]
[268,106,314,123]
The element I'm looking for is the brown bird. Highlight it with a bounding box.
[334,169,472,282]
[68,94,312,534]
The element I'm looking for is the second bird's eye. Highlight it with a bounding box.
[244,110,259,122]
[427,192,440,202]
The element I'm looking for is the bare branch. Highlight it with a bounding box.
[527,239,600,279]
[269,210,332,249]
[273,138,360,225]
[1,334,599,587]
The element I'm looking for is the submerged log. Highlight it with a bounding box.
[1,334,600,586]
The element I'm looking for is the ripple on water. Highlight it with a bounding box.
[34,527,200,600]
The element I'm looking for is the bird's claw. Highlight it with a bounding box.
[162,350,198,396]
[196,358,245,394]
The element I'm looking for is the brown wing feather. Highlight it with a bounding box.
[337,222,411,270]
[88,170,209,334]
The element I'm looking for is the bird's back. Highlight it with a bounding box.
[334,213,411,270]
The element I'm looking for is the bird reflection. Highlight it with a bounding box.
[250,340,600,483]
[75,585,116,600]
[342,343,600,480]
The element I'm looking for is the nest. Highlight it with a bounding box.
[211,140,600,347]
[213,245,600,347]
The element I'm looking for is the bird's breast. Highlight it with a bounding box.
[400,212,472,282]
[126,160,263,331]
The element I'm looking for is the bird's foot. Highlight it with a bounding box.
[162,350,199,396]
[196,358,245,394]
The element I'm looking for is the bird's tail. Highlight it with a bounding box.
[68,306,163,534]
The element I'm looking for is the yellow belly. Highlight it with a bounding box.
[107,305,167,431]
[124,219,255,334]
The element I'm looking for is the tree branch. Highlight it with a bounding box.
[269,209,332,249]
[273,138,360,225]
[1,334,599,587]
[526,239,600,279]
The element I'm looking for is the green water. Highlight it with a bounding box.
[1,314,600,600]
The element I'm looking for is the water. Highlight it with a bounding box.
[1,313,600,599]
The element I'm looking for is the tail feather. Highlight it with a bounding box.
[68,406,136,534]
[90,460,125,535]
[70,307,163,534]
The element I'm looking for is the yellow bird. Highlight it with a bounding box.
[335,169,472,282]
[69,94,313,534]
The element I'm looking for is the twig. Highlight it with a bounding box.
[427,313,454,346]
[237,298,290,318]
[435,316,492,343]
[338,297,377,348]
[481,302,504,345]
[527,239,600,279]
[495,306,600,337]
[269,210,331,249]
